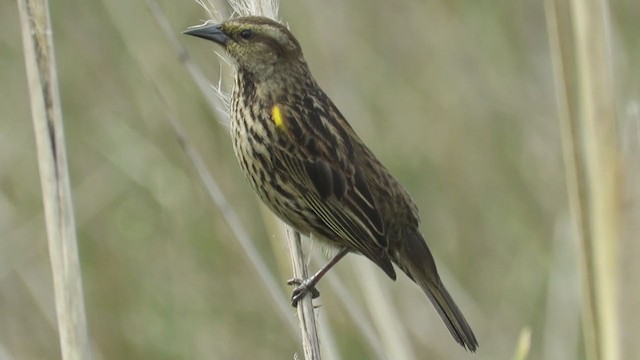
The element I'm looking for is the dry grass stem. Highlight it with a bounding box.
[571,1,621,358]
[286,228,322,360]
[545,0,621,359]
[16,0,90,358]
[543,1,596,356]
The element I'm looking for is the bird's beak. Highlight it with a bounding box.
[183,23,229,46]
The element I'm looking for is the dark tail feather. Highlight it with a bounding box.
[392,230,478,352]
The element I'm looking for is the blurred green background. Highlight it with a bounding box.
[1,0,639,359]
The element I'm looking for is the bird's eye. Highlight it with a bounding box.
[240,29,253,39]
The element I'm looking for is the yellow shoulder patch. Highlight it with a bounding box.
[271,104,286,131]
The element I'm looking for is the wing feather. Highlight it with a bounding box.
[271,97,394,278]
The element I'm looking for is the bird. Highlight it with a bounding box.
[184,16,478,351]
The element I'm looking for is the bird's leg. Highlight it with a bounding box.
[287,247,349,307]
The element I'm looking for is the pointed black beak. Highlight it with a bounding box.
[183,23,229,45]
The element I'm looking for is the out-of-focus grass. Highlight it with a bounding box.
[1,0,638,359]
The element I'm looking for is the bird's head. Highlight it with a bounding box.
[184,16,304,75]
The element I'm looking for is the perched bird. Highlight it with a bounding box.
[184,16,478,351]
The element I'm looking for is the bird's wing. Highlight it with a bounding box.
[270,96,394,278]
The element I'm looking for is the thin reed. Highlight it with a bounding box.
[544,0,621,359]
[16,0,90,358]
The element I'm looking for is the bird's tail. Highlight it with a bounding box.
[392,230,478,352]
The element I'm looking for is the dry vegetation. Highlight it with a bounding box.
[2,0,639,359]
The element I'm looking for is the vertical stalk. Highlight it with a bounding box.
[286,227,322,360]
[570,1,620,359]
[16,0,91,359]
[544,0,620,359]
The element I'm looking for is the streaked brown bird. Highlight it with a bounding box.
[185,16,478,351]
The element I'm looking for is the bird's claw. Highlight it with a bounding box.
[287,278,320,307]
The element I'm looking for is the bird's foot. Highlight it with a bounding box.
[287,278,320,307]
